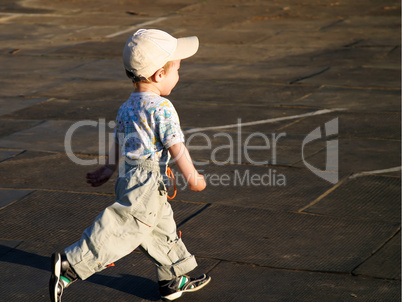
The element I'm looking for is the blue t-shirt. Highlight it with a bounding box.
[114,92,184,166]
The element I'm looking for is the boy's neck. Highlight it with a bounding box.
[135,82,161,96]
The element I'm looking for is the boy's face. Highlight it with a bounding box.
[160,60,181,96]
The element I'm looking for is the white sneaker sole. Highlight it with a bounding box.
[161,276,211,301]
[50,253,61,302]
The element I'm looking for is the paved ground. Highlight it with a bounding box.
[0,0,400,301]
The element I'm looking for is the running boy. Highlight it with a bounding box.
[49,29,210,302]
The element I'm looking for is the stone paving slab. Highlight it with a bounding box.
[1,242,51,302]
[0,0,191,29]
[0,24,93,56]
[0,191,114,246]
[0,55,85,78]
[185,132,323,167]
[180,63,336,84]
[48,58,128,81]
[0,120,106,153]
[303,175,401,223]
[173,81,321,105]
[0,239,22,257]
[3,97,124,121]
[301,66,401,89]
[26,79,131,103]
[308,46,396,66]
[170,163,341,212]
[0,188,34,209]
[295,137,401,174]
[176,104,314,130]
[0,97,49,116]
[190,43,280,65]
[353,231,401,280]
[280,111,401,140]
[0,149,24,162]
[294,86,401,112]
[180,204,400,273]
[49,39,126,58]
[0,0,51,14]
[0,119,43,138]
[190,261,401,302]
[0,73,63,98]
[366,45,401,69]
[0,150,117,194]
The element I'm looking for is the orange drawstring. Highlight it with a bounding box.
[166,167,177,200]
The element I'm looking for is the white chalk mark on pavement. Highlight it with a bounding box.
[106,17,168,38]
[349,166,402,179]
[184,108,346,134]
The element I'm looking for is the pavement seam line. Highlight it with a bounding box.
[319,18,345,31]
[351,228,401,279]
[289,143,328,167]
[205,259,222,275]
[200,257,398,281]
[289,67,331,84]
[325,84,401,91]
[292,84,325,103]
[297,174,350,212]
[0,187,114,197]
[0,190,36,211]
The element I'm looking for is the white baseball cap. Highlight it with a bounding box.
[123,29,199,79]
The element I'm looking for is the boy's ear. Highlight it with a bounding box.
[152,67,166,83]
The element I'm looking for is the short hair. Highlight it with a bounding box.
[125,61,174,89]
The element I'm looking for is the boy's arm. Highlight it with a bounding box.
[86,142,120,187]
[168,142,206,191]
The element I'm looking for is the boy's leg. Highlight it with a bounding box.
[139,200,197,281]
[50,166,159,302]
[139,200,211,301]
[64,204,154,280]
[63,167,162,280]
[49,209,153,302]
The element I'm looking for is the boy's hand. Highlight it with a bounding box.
[189,173,206,191]
[86,165,115,187]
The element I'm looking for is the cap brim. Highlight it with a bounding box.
[171,36,199,61]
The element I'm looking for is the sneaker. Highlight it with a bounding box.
[159,274,211,301]
[49,253,78,302]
